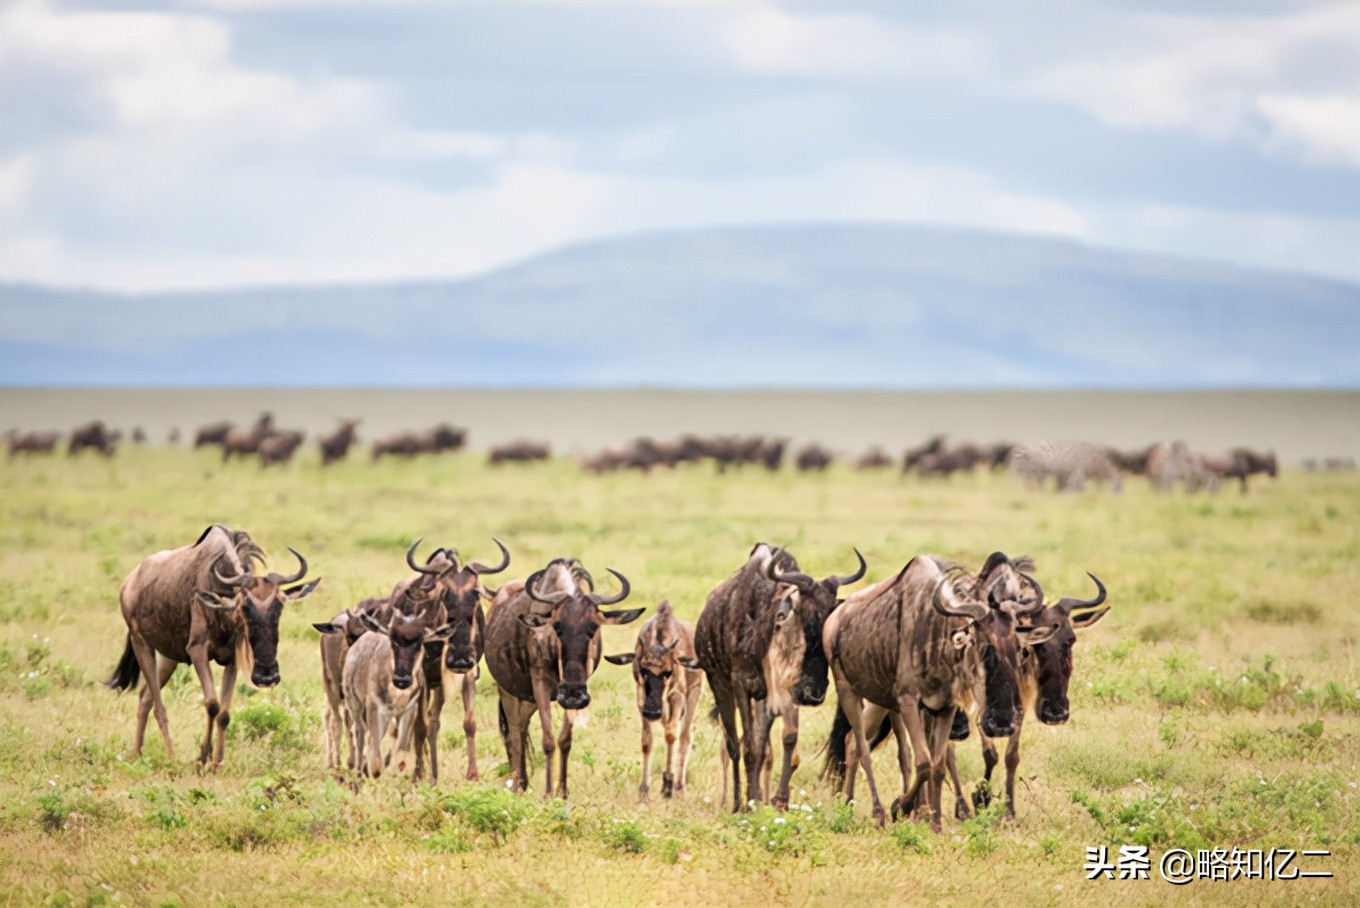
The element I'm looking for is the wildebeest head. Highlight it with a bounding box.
[932,568,1054,738]
[360,605,453,690]
[765,547,867,708]
[523,562,644,711]
[196,548,320,688]
[404,538,510,673]
[1017,572,1109,725]
[604,600,699,721]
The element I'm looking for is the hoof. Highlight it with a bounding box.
[972,782,992,810]
[955,800,971,821]
[872,806,887,828]
[771,796,789,812]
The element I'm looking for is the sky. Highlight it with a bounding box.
[0,0,1357,293]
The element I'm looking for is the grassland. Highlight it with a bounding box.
[0,447,1357,906]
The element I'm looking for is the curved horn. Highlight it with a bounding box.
[766,549,814,588]
[931,575,987,621]
[591,569,631,606]
[525,569,566,607]
[469,538,511,575]
[1059,573,1107,616]
[214,564,251,587]
[829,548,867,588]
[406,539,441,575]
[1015,572,1046,618]
[265,548,308,585]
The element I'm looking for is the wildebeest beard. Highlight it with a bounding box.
[977,640,1020,737]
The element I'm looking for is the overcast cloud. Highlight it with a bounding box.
[0,0,1356,291]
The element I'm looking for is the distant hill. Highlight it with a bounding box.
[3,224,1357,387]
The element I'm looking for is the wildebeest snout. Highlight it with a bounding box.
[251,665,280,688]
[794,677,828,707]
[445,651,477,673]
[981,709,1017,738]
[1038,700,1070,725]
[392,673,414,690]
[557,683,590,710]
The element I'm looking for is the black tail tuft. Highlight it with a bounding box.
[105,635,140,692]
[498,699,509,738]
[708,703,720,723]
[821,708,851,786]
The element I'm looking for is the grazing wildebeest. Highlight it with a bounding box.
[343,604,452,779]
[795,443,834,472]
[695,543,866,811]
[854,446,894,471]
[318,419,360,466]
[484,558,642,798]
[488,439,551,465]
[950,570,1109,819]
[131,427,147,445]
[6,430,59,458]
[986,442,1016,472]
[193,420,233,449]
[758,437,788,471]
[221,412,275,462]
[258,430,305,467]
[1109,443,1158,476]
[69,420,116,457]
[105,526,319,768]
[901,434,946,473]
[820,552,1049,830]
[398,538,511,782]
[1218,447,1278,493]
[913,443,985,478]
[604,600,703,800]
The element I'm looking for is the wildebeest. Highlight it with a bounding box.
[484,558,642,798]
[795,443,834,472]
[951,570,1109,819]
[694,543,866,811]
[912,443,985,478]
[343,603,452,779]
[221,412,276,462]
[1214,447,1278,493]
[69,420,117,457]
[312,601,383,773]
[398,538,511,782]
[901,434,946,473]
[105,525,319,768]
[131,427,147,445]
[1008,441,1124,492]
[370,423,468,461]
[604,600,703,800]
[820,552,1049,829]
[258,430,305,467]
[193,420,233,449]
[853,446,894,471]
[488,439,551,465]
[6,430,59,458]
[318,419,360,466]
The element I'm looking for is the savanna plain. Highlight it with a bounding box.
[0,445,1357,907]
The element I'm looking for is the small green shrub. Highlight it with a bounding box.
[601,818,646,854]
[890,820,932,854]
[440,785,532,843]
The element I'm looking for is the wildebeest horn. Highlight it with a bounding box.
[829,548,867,588]
[525,569,567,607]
[767,549,814,588]
[406,539,442,575]
[591,569,631,606]
[931,575,988,621]
[214,564,252,587]
[469,537,511,575]
[265,548,308,585]
[1016,572,1046,617]
[1058,573,1107,616]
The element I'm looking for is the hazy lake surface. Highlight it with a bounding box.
[2,388,1357,462]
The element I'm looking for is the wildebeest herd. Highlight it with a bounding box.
[104,524,1112,834]
[5,415,1341,493]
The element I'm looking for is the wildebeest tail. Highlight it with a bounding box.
[821,709,892,786]
[105,635,140,692]
[498,699,509,738]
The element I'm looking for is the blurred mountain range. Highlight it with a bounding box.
[3,224,1357,387]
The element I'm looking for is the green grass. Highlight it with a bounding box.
[1,447,1358,906]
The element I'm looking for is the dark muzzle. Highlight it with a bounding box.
[1038,700,1070,725]
[445,652,477,673]
[251,666,280,688]
[794,679,828,707]
[557,684,590,711]
[981,710,1017,738]
[641,703,663,721]
[392,674,413,691]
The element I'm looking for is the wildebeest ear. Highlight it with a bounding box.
[520,611,552,629]
[196,591,237,611]
[1070,606,1111,630]
[599,607,646,626]
[285,578,322,600]
[360,611,387,635]
[603,653,635,665]
[1018,623,1060,646]
[312,622,342,635]
[677,656,701,670]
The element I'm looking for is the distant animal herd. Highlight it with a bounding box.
[6,411,1355,493]
[105,526,1110,830]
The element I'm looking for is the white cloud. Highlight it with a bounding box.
[1024,4,1360,167]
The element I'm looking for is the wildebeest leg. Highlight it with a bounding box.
[365,703,384,777]
[134,655,178,759]
[674,683,700,796]
[556,709,575,799]
[975,727,999,812]
[740,695,773,808]
[660,704,678,799]
[458,671,479,781]
[322,687,342,771]
[497,691,526,791]
[712,687,742,812]
[834,680,886,825]
[207,660,238,771]
[889,710,912,809]
[945,743,972,820]
[188,651,221,767]
[130,635,175,760]
[771,706,799,811]
[639,716,654,801]
[533,684,558,799]
[923,711,954,831]
[424,681,445,783]
[350,703,367,779]
[891,696,937,829]
[1002,713,1024,818]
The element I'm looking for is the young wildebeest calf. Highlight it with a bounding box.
[106,525,319,769]
[604,600,703,800]
[313,598,386,773]
[343,604,452,779]
[485,558,643,798]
